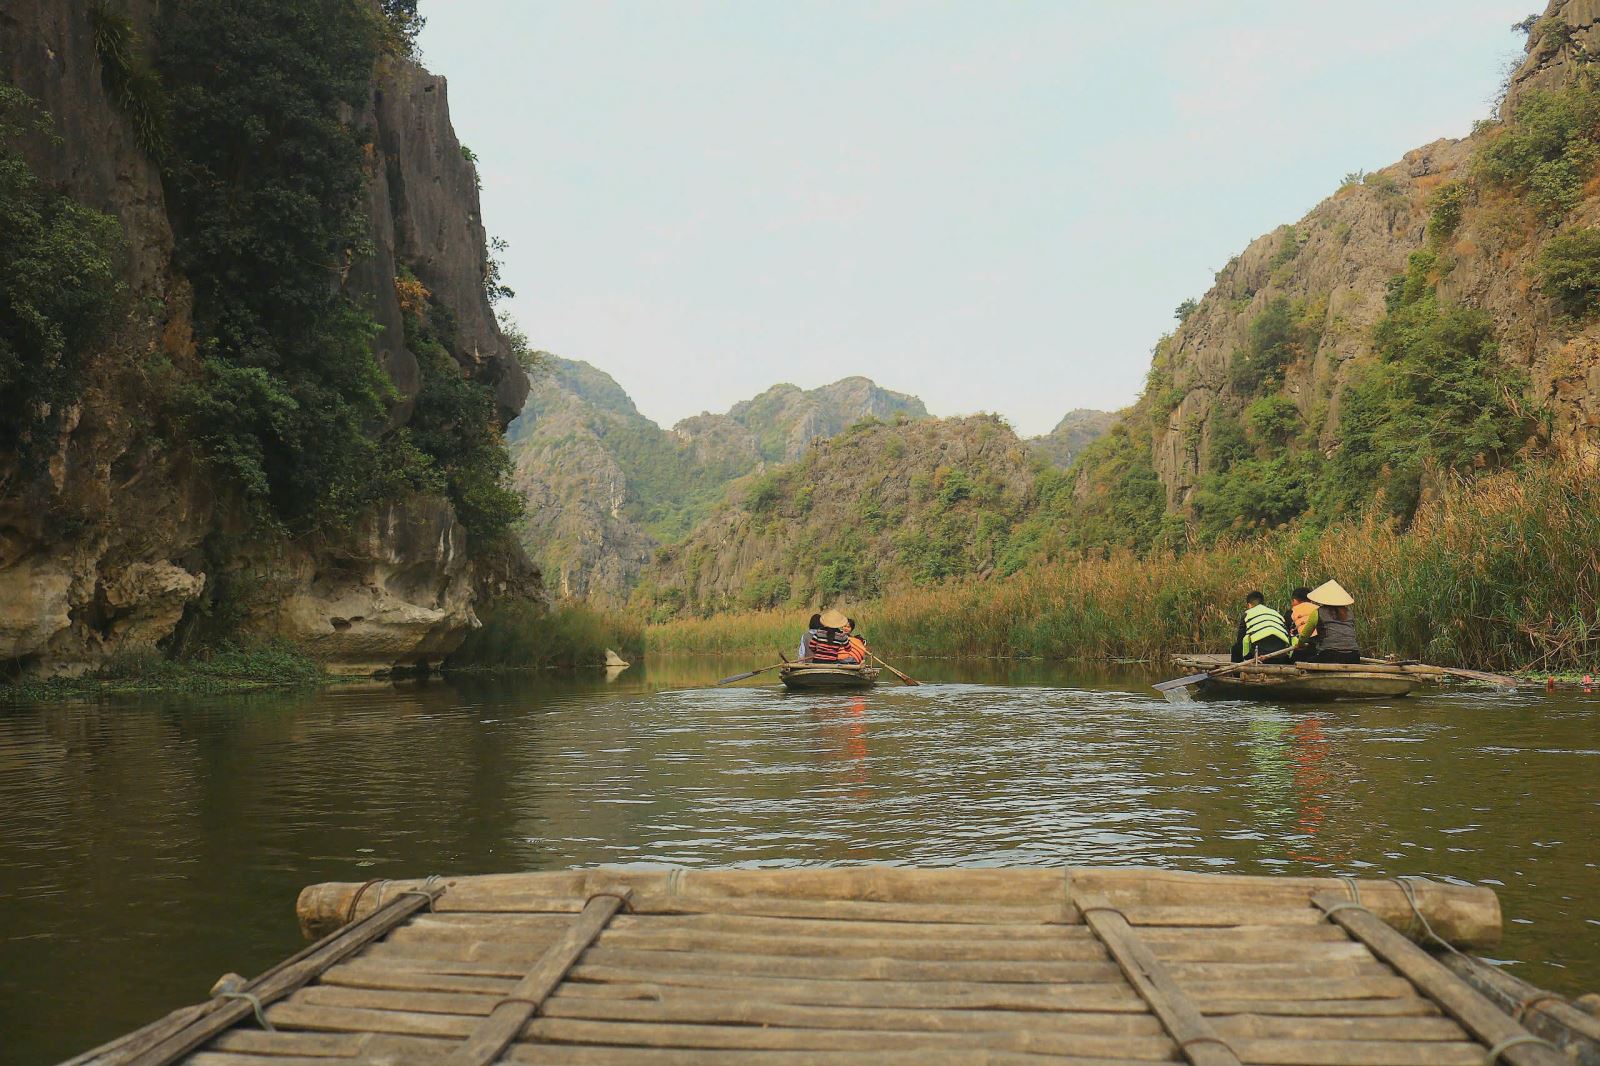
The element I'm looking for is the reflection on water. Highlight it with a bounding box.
[1,655,1597,1063]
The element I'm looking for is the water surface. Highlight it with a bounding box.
[2,656,1596,1063]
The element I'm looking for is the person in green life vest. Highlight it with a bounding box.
[1230,590,1292,663]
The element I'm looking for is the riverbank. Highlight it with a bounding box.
[0,641,327,702]
[647,465,1600,674]
[1,602,646,702]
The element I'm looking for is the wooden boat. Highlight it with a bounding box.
[779,661,879,690]
[75,865,1599,1066]
[1171,653,1421,700]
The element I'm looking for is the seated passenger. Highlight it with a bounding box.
[838,617,869,664]
[1231,590,1291,663]
[798,613,822,660]
[1293,580,1361,664]
[807,609,852,662]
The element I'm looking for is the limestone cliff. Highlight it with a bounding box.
[1029,409,1116,468]
[637,415,1040,616]
[506,364,930,603]
[1075,0,1600,536]
[0,1,529,676]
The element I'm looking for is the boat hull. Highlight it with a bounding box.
[779,664,879,690]
[1171,654,1420,701]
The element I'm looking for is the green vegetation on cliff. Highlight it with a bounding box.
[0,86,124,467]
[152,0,519,545]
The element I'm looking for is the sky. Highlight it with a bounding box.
[419,2,1531,437]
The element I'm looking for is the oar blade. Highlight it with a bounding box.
[1152,672,1210,693]
[714,670,758,686]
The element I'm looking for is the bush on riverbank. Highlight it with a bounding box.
[1,641,324,701]
[446,601,644,671]
[646,464,1600,673]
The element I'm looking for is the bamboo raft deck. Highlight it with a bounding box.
[66,867,1600,1066]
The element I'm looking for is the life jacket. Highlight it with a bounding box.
[1291,601,1317,637]
[1317,613,1360,654]
[840,635,868,663]
[1243,603,1291,647]
[807,628,849,662]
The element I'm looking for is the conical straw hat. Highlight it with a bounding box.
[819,609,849,629]
[1308,579,1354,607]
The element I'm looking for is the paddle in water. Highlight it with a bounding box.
[1154,644,1296,700]
[715,663,786,686]
[868,652,921,686]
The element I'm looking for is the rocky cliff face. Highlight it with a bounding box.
[637,415,1040,616]
[1086,0,1600,526]
[0,2,528,676]
[1029,409,1116,468]
[506,364,931,603]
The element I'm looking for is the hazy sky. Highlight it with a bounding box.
[419,2,1529,436]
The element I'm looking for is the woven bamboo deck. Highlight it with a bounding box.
[66,867,1600,1066]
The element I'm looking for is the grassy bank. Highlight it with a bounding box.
[647,465,1600,673]
[446,601,644,671]
[1,641,326,702]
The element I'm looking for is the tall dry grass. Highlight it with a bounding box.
[448,601,644,671]
[646,465,1600,672]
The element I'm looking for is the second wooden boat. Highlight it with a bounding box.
[1170,653,1421,700]
[779,662,879,690]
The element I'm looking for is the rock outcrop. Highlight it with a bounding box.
[0,3,529,676]
[1029,409,1116,468]
[638,415,1039,615]
[1092,0,1600,522]
[506,363,932,603]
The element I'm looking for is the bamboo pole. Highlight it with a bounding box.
[296,868,1502,948]
[1441,953,1600,1066]
[1076,894,1241,1066]
[1312,894,1568,1066]
[445,887,632,1066]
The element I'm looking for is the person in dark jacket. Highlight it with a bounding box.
[1291,580,1361,663]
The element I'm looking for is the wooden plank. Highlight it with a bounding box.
[520,1016,1178,1057]
[445,888,631,1066]
[505,1047,1169,1066]
[1313,894,1567,1066]
[1077,894,1242,1066]
[201,1030,459,1059]
[554,974,1149,1012]
[97,879,446,1066]
[1209,1015,1466,1041]
[316,964,516,996]
[1199,999,1440,1019]
[1441,953,1600,1066]
[534,992,1171,1035]
[575,946,1129,984]
[413,911,1099,941]
[1229,1038,1494,1065]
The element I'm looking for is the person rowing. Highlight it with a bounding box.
[1230,590,1291,663]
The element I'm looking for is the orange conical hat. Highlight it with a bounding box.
[1308,580,1354,607]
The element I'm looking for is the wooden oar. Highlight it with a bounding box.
[715,663,786,686]
[1154,644,1296,693]
[1362,658,1518,689]
[867,652,921,687]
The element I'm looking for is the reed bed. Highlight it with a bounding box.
[448,601,644,671]
[646,465,1600,673]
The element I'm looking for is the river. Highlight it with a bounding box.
[2,656,1596,1063]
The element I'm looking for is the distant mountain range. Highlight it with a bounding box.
[506,359,1110,602]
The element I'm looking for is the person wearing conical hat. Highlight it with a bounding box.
[803,609,852,663]
[1290,580,1362,664]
